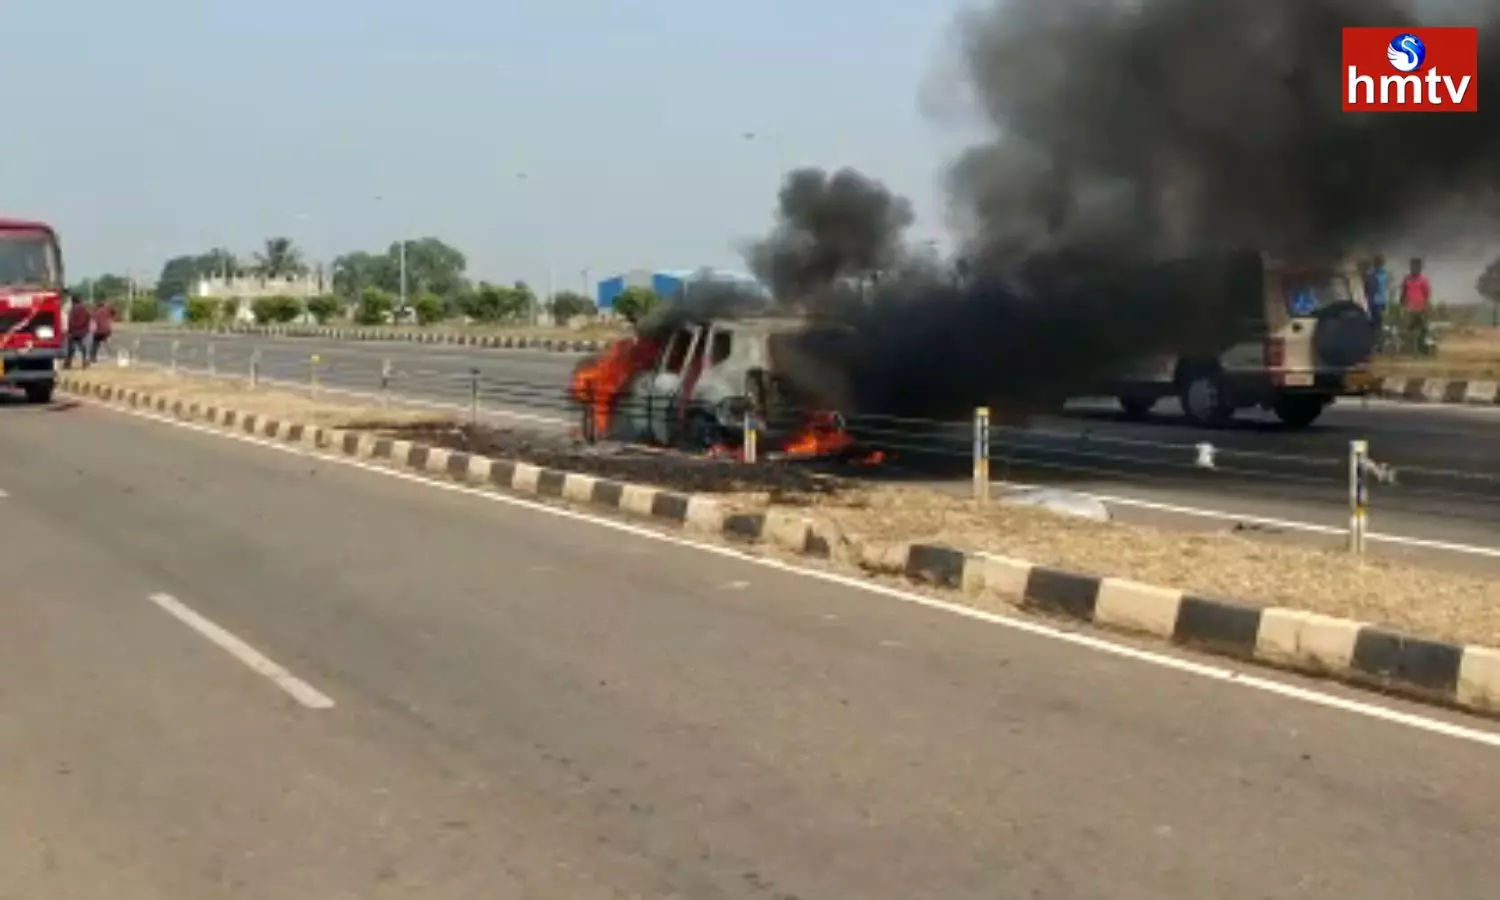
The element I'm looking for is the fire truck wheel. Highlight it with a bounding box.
[23,381,54,404]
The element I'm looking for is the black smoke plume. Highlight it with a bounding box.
[746,167,917,308]
[761,0,1500,419]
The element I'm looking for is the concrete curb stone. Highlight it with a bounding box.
[60,372,1500,718]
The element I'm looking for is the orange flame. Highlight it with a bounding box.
[569,336,660,438]
[779,411,856,458]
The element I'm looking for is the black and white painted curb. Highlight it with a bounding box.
[62,373,1500,718]
[1368,374,1500,406]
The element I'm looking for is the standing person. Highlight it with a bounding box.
[65,295,92,369]
[88,299,115,364]
[1400,257,1432,351]
[1363,254,1389,344]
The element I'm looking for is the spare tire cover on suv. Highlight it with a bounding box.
[1312,301,1376,369]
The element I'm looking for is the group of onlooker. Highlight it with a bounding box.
[1361,254,1432,352]
[63,296,115,369]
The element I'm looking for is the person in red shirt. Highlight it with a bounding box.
[88,300,115,364]
[1399,257,1433,351]
[65,297,92,369]
[1401,257,1431,312]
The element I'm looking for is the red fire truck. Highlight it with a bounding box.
[0,218,65,403]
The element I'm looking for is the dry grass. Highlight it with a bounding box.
[1372,326,1500,378]
[73,366,1500,648]
[780,484,1500,647]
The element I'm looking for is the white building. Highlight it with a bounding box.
[192,270,329,301]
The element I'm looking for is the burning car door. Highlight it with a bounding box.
[626,325,706,445]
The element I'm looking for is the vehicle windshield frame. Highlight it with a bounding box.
[1282,269,1354,315]
[0,228,61,290]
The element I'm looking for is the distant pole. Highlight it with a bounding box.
[398,239,408,309]
[373,195,408,310]
[543,265,554,325]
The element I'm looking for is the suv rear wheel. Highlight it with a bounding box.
[1272,393,1328,428]
[1178,366,1234,428]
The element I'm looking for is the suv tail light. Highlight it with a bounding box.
[1264,337,1285,369]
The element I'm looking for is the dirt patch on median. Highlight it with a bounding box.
[75,367,1500,648]
[79,368,446,428]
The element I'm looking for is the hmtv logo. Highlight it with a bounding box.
[1343,27,1478,112]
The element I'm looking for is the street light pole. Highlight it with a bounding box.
[398,239,408,310]
[373,194,409,312]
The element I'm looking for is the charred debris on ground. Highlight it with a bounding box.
[353,419,850,498]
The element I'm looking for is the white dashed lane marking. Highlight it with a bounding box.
[149,592,334,709]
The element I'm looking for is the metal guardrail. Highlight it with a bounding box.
[111,335,1500,557]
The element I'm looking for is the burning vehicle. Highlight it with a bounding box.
[568,314,861,460]
[570,0,1500,450]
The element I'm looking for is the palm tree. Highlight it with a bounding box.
[254,237,307,278]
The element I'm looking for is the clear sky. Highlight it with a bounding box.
[11,0,978,292]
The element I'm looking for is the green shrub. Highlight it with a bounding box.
[613,286,660,323]
[184,297,217,325]
[549,291,595,321]
[270,295,302,323]
[305,294,342,325]
[413,292,446,326]
[459,282,526,322]
[356,287,394,326]
[250,295,302,324]
[251,297,275,325]
[128,297,160,322]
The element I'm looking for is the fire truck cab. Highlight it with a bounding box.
[0,219,66,404]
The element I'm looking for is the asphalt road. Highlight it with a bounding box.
[4,394,1500,897]
[119,331,1500,570]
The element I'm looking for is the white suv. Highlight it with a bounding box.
[1111,254,1378,428]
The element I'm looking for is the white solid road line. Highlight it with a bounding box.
[148,592,335,709]
[993,477,1500,559]
[97,400,1500,748]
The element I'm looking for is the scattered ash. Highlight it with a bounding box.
[353,420,850,498]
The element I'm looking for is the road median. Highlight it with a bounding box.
[58,366,1500,717]
[123,324,1500,410]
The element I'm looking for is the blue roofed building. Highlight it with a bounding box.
[595,267,764,312]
